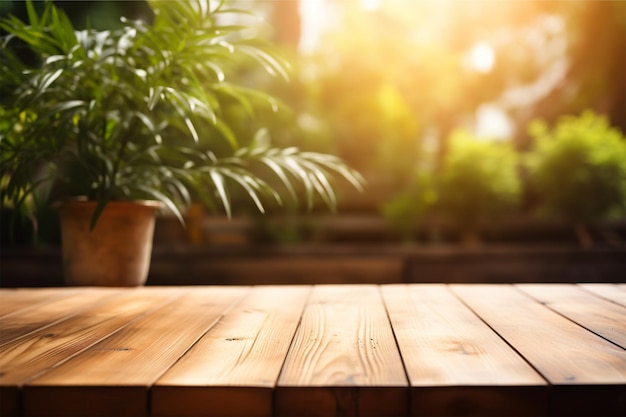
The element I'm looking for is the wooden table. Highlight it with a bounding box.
[0,284,624,416]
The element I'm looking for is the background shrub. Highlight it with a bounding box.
[437,129,522,231]
[527,111,626,225]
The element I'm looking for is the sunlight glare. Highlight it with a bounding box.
[299,0,335,55]
[475,104,513,140]
[360,0,382,11]
[469,42,495,73]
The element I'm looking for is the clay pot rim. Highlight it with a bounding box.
[54,198,165,210]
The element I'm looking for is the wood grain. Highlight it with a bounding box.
[276,285,407,416]
[382,284,546,416]
[578,283,626,307]
[22,287,249,417]
[517,283,626,348]
[0,288,183,393]
[452,284,626,416]
[3,285,625,417]
[0,288,181,417]
[0,288,118,347]
[0,288,82,318]
[152,285,311,417]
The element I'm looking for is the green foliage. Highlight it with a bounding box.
[311,60,421,173]
[437,130,521,228]
[381,172,437,241]
[0,0,363,228]
[527,110,626,223]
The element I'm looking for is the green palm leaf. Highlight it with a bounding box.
[0,0,363,228]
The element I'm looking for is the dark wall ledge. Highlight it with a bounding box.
[1,244,624,287]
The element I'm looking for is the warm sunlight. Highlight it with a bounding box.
[360,0,382,11]
[468,42,495,73]
[295,0,576,147]
[2,0,623,253]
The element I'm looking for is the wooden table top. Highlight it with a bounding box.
[0,284,624,417]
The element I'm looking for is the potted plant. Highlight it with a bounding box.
[526,111,626,248]
[0,0,363,286]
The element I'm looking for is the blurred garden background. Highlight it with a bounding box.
[2,0,625,252]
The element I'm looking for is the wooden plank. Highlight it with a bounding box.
[152,285,311,417]
[578,283,626,307]
[0,287,184,417]
[0,288,119,347]
[276,285,407,417]
[382,284,546,416]
[452,284,626,417]
[517,284,626,349]
[23,287,249,417]
[0,288,82,318]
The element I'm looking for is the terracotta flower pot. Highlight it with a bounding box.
[57,200,162,286]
